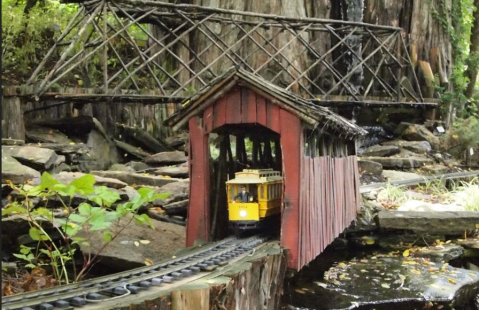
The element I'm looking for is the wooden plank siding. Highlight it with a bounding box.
[186,116,211,246]
[299,155,360,268]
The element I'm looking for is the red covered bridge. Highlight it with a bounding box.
[167,68,366,270]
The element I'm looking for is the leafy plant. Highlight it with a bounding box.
[439,116,479,157]
[2,172,169,284]
[452,177,479,211]
[376,184,410,208]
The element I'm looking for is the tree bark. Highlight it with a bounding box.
[465,0,479,101]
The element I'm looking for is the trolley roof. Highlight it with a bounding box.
[226,169,283,185]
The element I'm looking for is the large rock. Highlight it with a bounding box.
[2,138,25,146]
[413,244,464,262]
[26,125,72,144]
[31,172,128,189]
[397,200,465,212]
[86,129,120,171]
[77,216,185,271]
[382,139,432,153]
[91,171,184,187]
[401,124,440,149]
[361,156,433,169]
[421,164,449,175]
[358,160,383,176]
[157,181,190,204]
[145,151,187,165]
[152,166,189,178]
[1,153,41,184]
[361,145,400,157]
[382,170,421,182]
[377,210,479,235]
[2,145,59,170]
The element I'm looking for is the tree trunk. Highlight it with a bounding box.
[465,0,479,102]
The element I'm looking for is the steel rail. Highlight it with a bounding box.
[359,170,479,194]
[3,235,269,310]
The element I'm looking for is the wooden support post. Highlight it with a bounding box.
[102,1,108,92]
[418,60,434,99]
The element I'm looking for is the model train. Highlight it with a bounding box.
[226,169,283,230]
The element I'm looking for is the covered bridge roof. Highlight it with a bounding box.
[166,67,367,139]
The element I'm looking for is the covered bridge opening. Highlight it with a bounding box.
[208,123,282,239]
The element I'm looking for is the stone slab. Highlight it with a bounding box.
[91,171,184,187]
[362,156,433,169]
[377,210,479,235]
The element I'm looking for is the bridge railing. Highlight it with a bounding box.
[28,0,423,103]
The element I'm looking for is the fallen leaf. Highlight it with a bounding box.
[403,249,410,257]
[381,283,390,288]
[134,241,140,247]
[448,278,457,284]
[144,258,153,266]
[140,240,150,244]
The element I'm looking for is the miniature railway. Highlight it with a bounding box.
[360,169,479,193]
[2,235,270,310]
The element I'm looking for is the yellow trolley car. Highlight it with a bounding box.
[226,169,283,230]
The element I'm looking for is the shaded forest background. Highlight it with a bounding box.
[2,0,479,139]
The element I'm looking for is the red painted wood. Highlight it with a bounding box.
[214,96,227,129]
[256,95,267,126]
[245,88,257,123]
[280,109,302,270]
[225,87,241,124]
[266,100,281,133]
[240,88,250,124]
[186,116,210,246]
[203,105,214,133]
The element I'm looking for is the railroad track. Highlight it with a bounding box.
[360,169,479,193]
[3,235,269,310]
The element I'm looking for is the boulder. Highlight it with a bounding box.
[1,153,40,184]
[152,166,189,178]
[32,115,96,136]
[31,172,128,189]
[361,145,400,157]
[90,171,184,187]
[26,125,72,144]
[2,145,59,170]
[412,244,464,262]
[77,216,185,271]
[361,156,433,169]
[401,124,440,149]
[358,160,383,176]
[421,164,449,175]
[382,170,421,182]
[108,163,135,172]
[157,181,189,204]
[125,161,152,172]
[86,129,120,171]
[2,138,25,146]
[382,140,432,153]
[145,151,187,165]
[377,210,479,235]
[396,200,465,212]
[162,199,189,216]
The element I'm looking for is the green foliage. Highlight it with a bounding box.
[377,184,410,207]
[439,116,479,157]
[3,172,169,284]
[429,0,478,114]
[452,178,479,211]
[2,0,78,78]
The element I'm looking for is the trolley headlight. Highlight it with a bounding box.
[239,210,247,218]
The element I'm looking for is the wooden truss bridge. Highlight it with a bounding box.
[26,0,433,107]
